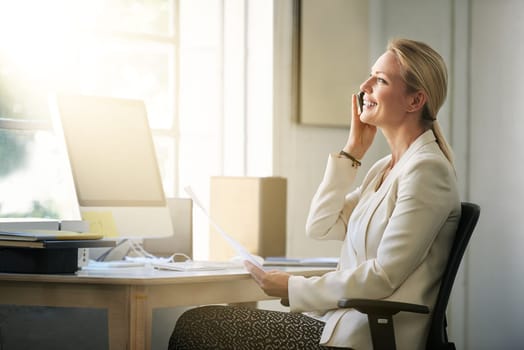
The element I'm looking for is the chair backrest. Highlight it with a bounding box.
[426,202,480,350]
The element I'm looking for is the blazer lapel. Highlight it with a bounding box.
[355,130,437,261]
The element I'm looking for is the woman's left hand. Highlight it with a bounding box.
[244,260,291,299]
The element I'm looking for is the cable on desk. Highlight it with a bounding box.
[95,238,192,264]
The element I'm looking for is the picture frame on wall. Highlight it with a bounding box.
[293,0,370,127]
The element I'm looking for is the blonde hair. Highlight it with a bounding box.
[387,38,454,166]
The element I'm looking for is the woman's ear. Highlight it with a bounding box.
[407,91,427,113]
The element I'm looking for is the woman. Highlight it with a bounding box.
[170,38,460,350]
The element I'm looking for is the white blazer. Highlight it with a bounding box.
[288,130,461,349]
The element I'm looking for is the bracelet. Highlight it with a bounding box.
[339,150,362,167]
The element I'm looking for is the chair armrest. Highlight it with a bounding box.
[337,299,429,350]
[338,298,429,316]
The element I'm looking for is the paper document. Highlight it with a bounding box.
[264,256,339,267]
[152,260,241,272]
[185,186,264,268]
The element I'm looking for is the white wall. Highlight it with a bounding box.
[273,0,524,349]
[467,0,524,348]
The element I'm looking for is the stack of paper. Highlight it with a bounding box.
[263,256,339,267]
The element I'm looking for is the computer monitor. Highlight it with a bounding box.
[52,94,173,240]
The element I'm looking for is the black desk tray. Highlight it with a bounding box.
[0,239,115,274]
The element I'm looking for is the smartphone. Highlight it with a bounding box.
[357,91,364,114]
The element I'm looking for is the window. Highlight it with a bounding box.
[0,0,273,259]
[0,0,177,217]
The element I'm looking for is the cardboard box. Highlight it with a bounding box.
[210,177,287,261]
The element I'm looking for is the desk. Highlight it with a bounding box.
[0,265,330,350]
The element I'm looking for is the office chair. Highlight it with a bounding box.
[338,202,480,350]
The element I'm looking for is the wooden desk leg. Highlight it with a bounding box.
[129,286,150,350]
[107,298,131,350]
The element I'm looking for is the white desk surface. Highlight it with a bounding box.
[0,264,331,284]
[0,265,332,350]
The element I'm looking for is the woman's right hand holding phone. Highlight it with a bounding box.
[342,93,377,160]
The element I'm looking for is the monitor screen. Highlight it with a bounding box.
[52,94,173,240]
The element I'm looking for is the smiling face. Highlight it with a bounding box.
[359,51,414,129]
